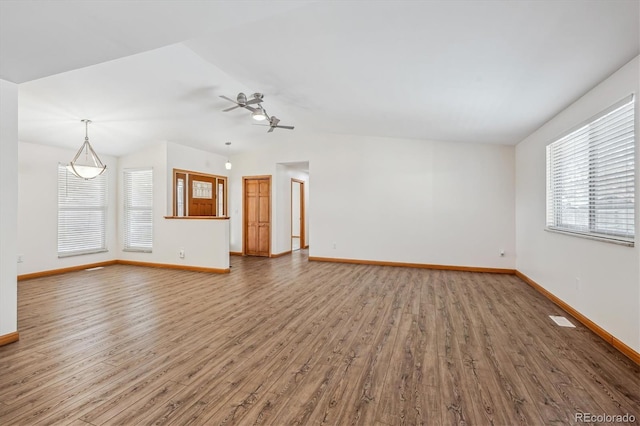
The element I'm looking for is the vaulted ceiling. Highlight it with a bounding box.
[2,0,638,157]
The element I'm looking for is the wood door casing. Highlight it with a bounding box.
[245,180,259,255]
[174,172,187,216]
[244,176,271,256]
[173,169,228,218]
[257,179,270,254]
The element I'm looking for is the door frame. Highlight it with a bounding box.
[242,175,272,256]
[291,178,305,250]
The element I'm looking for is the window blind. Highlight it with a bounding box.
[546,95,635,245]
[58,164,108,256]
[124,168,153,252]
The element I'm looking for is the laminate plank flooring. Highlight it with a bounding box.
[1,251,638,425]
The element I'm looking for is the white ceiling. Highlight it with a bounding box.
[2,0,638,157]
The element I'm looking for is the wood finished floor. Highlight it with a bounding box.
[1,251,638,425]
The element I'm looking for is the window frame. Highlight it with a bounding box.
[545,94,635,246]
[172,169,228,218]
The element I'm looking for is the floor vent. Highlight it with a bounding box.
[85,266,104,271]
[549,315,575,328]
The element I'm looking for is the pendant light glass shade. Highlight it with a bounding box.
[67,119,106,180]
[225,141,232,170]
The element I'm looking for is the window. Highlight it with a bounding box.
[58,164,108,256]
[546,95,635,245]
[175,172,186,216]
[172,169,227,217]
[124,168,153,252]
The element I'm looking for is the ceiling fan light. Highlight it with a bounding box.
[251,107,267,121]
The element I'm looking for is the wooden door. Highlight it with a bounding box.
[189,175,217,216]
[244,177,271,256]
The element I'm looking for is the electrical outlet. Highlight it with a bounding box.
[332,242,336,249]
[499,249,505,257]
[179,248,185,259]
[17,254,24,263]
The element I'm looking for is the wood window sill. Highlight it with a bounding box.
[164,216,230,220]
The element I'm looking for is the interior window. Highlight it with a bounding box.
[173,169,227,217]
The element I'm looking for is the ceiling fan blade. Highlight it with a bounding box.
[268,127,275,133]
[275,125,295,130]
[223,105,240,112]
[220,95,237,103]
[245,98,263,105]
[244,105,257,112]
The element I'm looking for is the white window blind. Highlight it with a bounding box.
[124,168,153,252]
[58,164,108,257]
[546,95,635,245]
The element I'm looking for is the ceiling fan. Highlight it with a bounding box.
[260,116,295,133]
[222,91,295,132]
[219,92,263,112]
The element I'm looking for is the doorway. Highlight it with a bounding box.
[243,176,271,257]
[291,179,305,251]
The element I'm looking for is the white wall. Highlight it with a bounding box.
[165,141,229,213]
[117,142,166,262]
[17,142,118,275]
[15,140,230,275]
[0,79,18,337]
[516,56,640,352]
[118,142,229,270]
[227,150,279,253]
[229,133,515,269]
[274,164,309,254]
[303,169,310,248]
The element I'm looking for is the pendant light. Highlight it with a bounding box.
[225,141,232,170]
[67,119,106,180]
